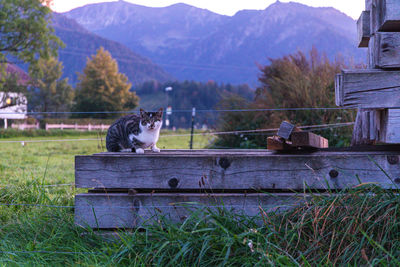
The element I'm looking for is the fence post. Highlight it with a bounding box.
[88,123,92,131]
[189,107,196,149]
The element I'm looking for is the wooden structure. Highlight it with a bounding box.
[75,1,400,230]
[267,121,328,151]
[45,123,109,131]
[336,0,400,145]
[75,149,400,229]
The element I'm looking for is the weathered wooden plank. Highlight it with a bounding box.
[366,0,372,10]
[267,136,292,151]
[335,73,343,106]
[384,108,400,143]
[75,151,400,190]
[362,110,371,141]
[75,193,307,228]
[367,35,375,69]
[351,108,400,145]
[277,121,296,139]
[335,69,400,108]
[371,0,400,32]
[358,11,371,47]
[291,132,328,149]
[352,109,378,145]
[372,32,400,68]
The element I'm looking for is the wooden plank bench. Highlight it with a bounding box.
[75,149,400,229]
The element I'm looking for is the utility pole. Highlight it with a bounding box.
[189,107,195,149]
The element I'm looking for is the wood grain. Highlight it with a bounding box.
[371,0,400,32]
[75,193,307,228]
[335,69,400,108]
[267,136,291,151]
[372,32,400,69]
[291,132,328,149]
[358,11,371,48]
[386,109,400,143]
[75,151,400,190]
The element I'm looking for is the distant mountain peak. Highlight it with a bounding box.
[63,2,364,85]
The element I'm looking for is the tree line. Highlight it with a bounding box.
[1,0,355,148]
[214,48,357,148]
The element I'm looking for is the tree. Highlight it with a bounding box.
[28,57,73,116]
[73,47,139,118]
[0,0,62,68]
[214,48,356,148]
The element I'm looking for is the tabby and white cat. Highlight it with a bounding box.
[106,108,163,153]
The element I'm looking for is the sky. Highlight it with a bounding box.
[51,0,365,19]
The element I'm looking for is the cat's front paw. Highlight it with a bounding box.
[136,148,145,154]
[152,146,161,153]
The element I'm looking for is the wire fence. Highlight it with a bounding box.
[0,107,357,115]
[0,122,354,144]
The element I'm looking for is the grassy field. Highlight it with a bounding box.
[0,130,399,266]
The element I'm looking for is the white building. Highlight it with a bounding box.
[0,92,27,128]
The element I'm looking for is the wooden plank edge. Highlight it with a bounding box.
[75,193,308,229]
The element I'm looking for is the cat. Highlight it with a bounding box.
[106,108,163,153]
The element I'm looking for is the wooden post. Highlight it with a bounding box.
[189,107,195,149]
[336,0,400,145]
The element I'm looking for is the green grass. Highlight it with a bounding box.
[0,130,399,266]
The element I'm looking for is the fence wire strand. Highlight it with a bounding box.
[0,122,354,144]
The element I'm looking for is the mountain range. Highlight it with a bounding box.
[52,13,173,86]
[63,0,366,86]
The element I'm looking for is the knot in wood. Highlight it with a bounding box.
[329,169,339,179]
[218,157,231,169]
[394,178,400,184]
[168,178,179,189]
[387,156,399,165]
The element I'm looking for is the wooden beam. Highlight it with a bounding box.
[358,11,371,48]
[335,69,400,108]
[291,132,328,149]
[75,151,400,190]
[371,0,400,32]
[381,108,400,143]
[366,0,372,11]
[371,32,400,68]
[267,136,293,151]
[277,121,297,140]
[75,193,304,228]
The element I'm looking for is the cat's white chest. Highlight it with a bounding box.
[129,128,160,148]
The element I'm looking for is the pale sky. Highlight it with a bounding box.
[51,0,365,19]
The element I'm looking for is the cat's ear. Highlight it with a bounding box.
[157,107,163,116]
[140,108,146,117]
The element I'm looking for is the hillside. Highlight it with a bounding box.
[64,1,366,85]
[51,13,174,85]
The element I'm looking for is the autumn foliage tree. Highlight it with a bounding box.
[73,47,139,118]
[215,48,356,148]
